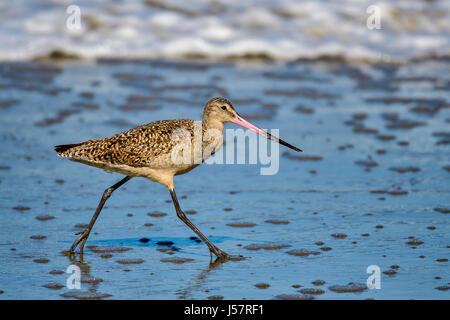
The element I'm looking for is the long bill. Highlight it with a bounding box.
[232,114,302,152]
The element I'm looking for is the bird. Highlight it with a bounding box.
[55,97,302,260]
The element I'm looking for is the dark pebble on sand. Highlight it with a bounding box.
[49,270,64,275]
[35,215,55,221]
[33,258,50,264]
[328,282,367,293]
[226,222,256,228]
[13,205,31,211]
[148,211,167,217]
[90,246,131,253]
[265,219,290,225]
[331,233,347,239]
[299,288,325,295]
[287,249,320,257]
[43,283,64,290]
[434,208,449,214]
[312,280,326,286]
[245,243,291,251]
[30,235,46,240]
[139,238,151,243]
[116,259,144,265]
[160,257,194,264]
[255,283,270,289]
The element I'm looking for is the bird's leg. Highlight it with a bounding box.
[69,176,132,255]
[169,188,230,259]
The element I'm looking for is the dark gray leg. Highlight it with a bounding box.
[169,188,229,259]
[69,176,132,254]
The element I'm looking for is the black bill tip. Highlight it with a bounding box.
[265,131,302,152]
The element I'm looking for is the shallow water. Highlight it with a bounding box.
[0,58,449,299]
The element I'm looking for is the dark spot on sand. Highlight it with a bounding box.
[245,243,291,251]
[388,190,408,195]
[79,91,94,99]
[49,270,64,275]
[295,105,315,114]
[160,257,194,264]
[355,159,378,168]
[434,208,449,214]
[207,295,224,300]
[320,247,332,251]
[90,246,132,253]
[36,215,55,221]
[116,259,144,265]
[30,235,46,240]
[13,205,31,211]
[255,283,270,289]
[389,167,420,173]
[386,120,426,130]
[436,258,448,262]
[376,135,396,141]
[74,223,88,229]
[390,265,400,269]
[353,125,378,134]
[101,254,112,259]
[299,288,325,295]
[33,258,50,264]
[148,211,167,217]
[427,226,436,230]
[43,283,64,290]
[376,149,387,155]
[81,277,103,284]
[286,249,321,257]
[315,241,325,246]
[435,286,449,291]
[406,240,423,246]
[329,282,367,293]
[383,270,397,275]
[223,208,232,212]
[397,141,409,146]
[35,109,81,127]
[331,233,347,239]
[312,280,326,286]
[265,219,290,225]
[144,223,154,227]
[185,210,197,215]
[139,238,151,243]
[0,99,20,108]
[226,222,256,228]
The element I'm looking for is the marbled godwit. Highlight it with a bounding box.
[55,97,301,259]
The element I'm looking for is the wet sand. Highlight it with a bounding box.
[0,58,449,299]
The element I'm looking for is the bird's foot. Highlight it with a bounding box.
[68,229,91,255]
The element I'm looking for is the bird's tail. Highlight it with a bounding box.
[54,143,84,156]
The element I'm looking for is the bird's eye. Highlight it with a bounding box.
[221,105,227,110]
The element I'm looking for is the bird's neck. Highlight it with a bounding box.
[202,116,224,133]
